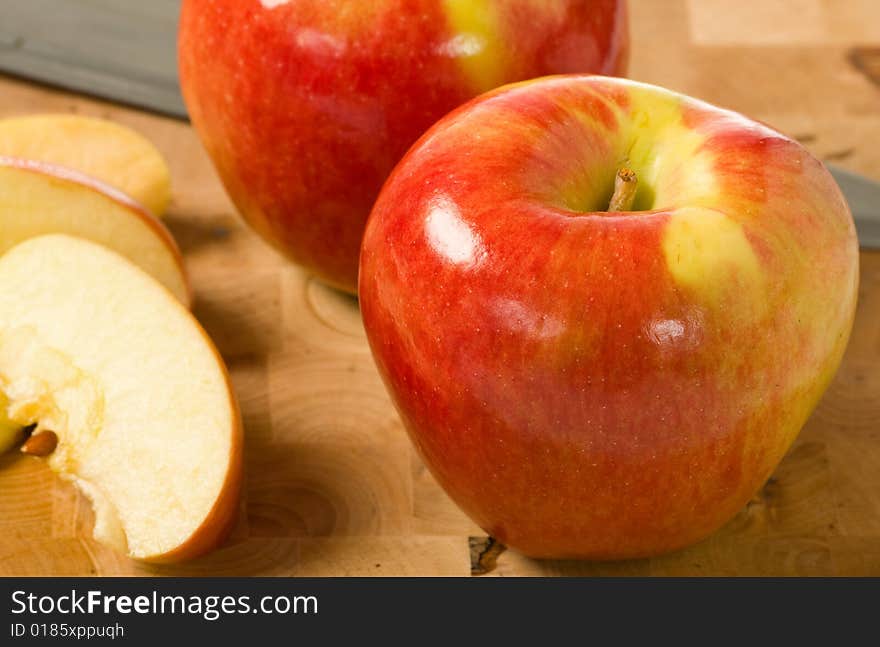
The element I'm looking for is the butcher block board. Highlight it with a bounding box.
[1,0,879,576]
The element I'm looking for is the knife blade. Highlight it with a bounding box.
[829,165,880,250]
[0,0,185,118]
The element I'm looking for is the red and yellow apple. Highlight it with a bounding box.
[178,0,629,293]
[359,76,859,559]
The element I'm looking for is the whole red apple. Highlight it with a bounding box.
[359,76,859,559]
[178,0,629,292]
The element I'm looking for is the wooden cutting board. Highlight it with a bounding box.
[0,0,878,576]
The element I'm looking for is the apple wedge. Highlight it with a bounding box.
[0,158,190,455]
[0,114,171,216]
[0,234,242,562]
[0,157,189,305]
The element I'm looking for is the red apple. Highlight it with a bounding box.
[359,76,859,559]
[178,0,629,293]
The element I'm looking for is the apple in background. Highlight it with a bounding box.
[0,114,172,217]
[359,76,859,559]
[0,235,241,562]
[178,0,629,293]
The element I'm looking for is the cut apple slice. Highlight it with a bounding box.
[0,157,190,455]
[0,156,189,306]
[0,234,242,562]
[0,114,171,216]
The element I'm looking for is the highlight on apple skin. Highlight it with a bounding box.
[359,75,859,559]
[178,0,629,293]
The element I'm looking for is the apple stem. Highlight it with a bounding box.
[608,167,638,212]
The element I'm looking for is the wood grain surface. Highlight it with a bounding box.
[0,0,878,576]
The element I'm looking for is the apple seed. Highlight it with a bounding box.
[20,429,58,457]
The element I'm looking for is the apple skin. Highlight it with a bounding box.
[359,76,859,559]
[178,0,629,293]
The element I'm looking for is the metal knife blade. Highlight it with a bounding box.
[0,0,185,118]
[829,165,880,250]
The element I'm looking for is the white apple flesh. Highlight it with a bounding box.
[0,157,189,304]
[0,235,242,561]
